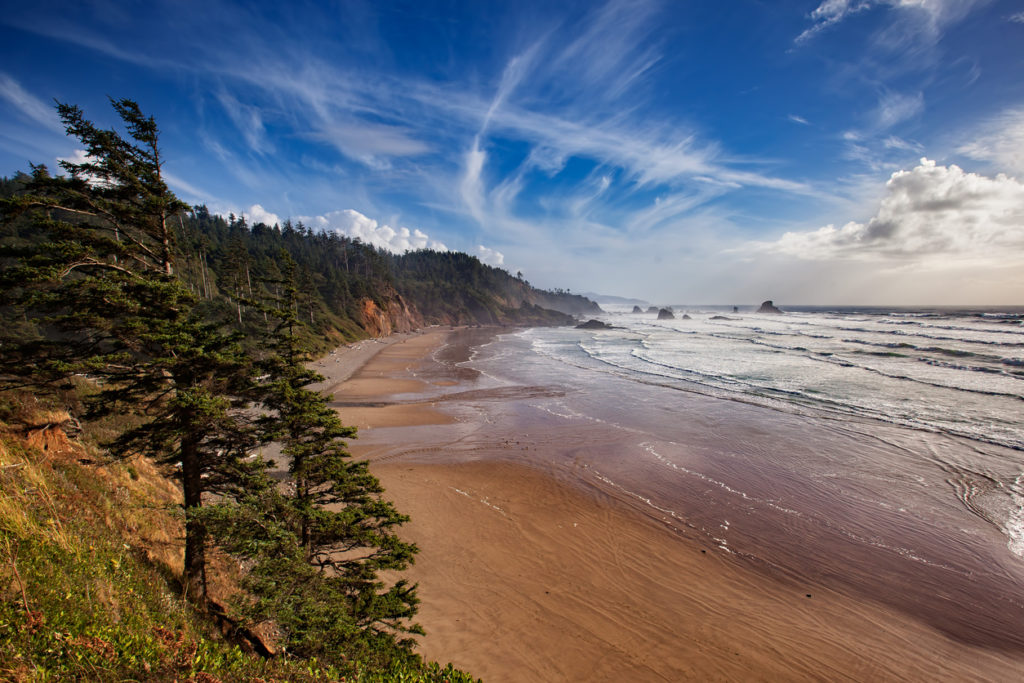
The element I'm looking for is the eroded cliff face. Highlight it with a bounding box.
[358,295,423,337]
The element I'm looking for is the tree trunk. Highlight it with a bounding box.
[200,250,209,299]
[181,434,207,607]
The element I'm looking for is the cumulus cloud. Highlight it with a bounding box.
[957,106,1024,175]
[243,204,282,227]
[57,149,95,166]
[56,149,117,187]
[475,245,505,267]
[747,159,1024,264]
[305,209,447,253]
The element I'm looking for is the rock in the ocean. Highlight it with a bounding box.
[576,319,616,330]
[757,300,784,314]
[647,306,659,314]
[632,305,643,314]
[657,308,675,320]
[681,314,691,320]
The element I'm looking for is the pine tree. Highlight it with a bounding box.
[235,252,421,659]
[0,100,262,604]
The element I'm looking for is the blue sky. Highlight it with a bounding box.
[2,0,1023,304]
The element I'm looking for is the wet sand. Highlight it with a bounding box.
[322,328,1023,681]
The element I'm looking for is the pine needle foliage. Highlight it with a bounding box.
[0,99,263,604]
[1,99,475,680]
[208,252,422,662]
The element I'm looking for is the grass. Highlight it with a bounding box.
[0,393,478,682]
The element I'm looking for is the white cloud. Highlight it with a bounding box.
[797,0,985,43]
[215,90,272,155]
[0,73,63,133]
[243,204,282,227]
[547,0,662,101]
[788,114,810,125]
[1010,12,1024,23]
[882,135,922,152]
[746,159,1024,265]
[315,120,430,169]
[304,209,448,253]
[475,245,505,266]
[874,90,924,128]
[957,106,1024,175]
[56,149,118,187]
[57,148,95,166]
[460,137,488,223]
[796,0,874,43]
[164,171,216,203]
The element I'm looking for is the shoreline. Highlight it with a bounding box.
[322,327,1023,681]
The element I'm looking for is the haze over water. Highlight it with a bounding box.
[457,307,1024,653]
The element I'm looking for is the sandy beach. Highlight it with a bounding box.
[319,328,1023,681]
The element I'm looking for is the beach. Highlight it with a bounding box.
[317,327,1024,681]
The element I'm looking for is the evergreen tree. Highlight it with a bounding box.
[228,252,421,658]
[0,100,261,604]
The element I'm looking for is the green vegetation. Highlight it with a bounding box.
[0,100,488,680]
[0,395,473,681]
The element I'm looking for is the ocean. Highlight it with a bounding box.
[454,306,1024,650]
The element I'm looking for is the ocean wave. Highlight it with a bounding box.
[832,325,1024,348]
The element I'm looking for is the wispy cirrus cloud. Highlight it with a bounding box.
[873,90,924,129]
[215,90,273,156]
[0,73,63,133]
[796,0,989,48]
[957,106,1024,175]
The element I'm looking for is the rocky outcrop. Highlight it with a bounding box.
[657,308,675,320]
[529,291,602,316]
[647,306,659,314]
[359,296,423,337]
[632,305,643,314]
[681,314,691,320]
[576,319,617,330]
[757,300,784,314]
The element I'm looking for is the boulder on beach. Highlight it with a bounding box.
[632,305,643,314]
[657,308,675,320]
[576,319,617,330]
[757,300,784,314]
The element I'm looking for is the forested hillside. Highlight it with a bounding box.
[0,100,538,681]
[2,173,597,354]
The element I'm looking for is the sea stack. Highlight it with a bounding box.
[646,306,659,314]
[632,305,643,313]
[757,300,784,314]
[576,319,615,330]
[657,308,675,320]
